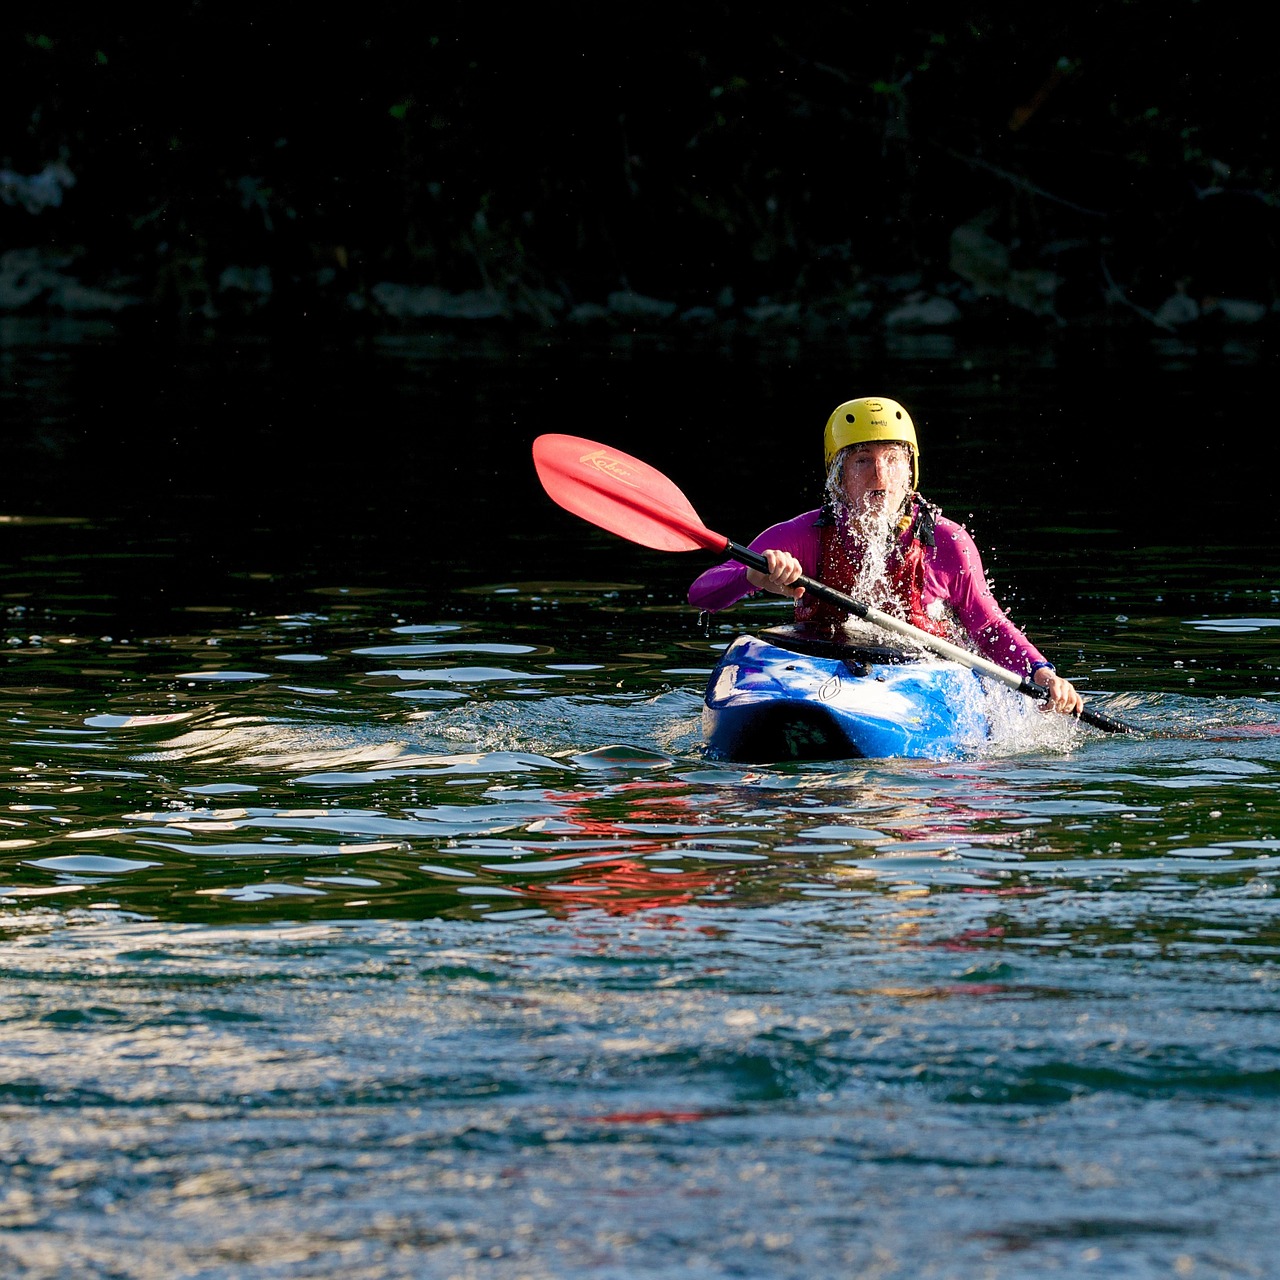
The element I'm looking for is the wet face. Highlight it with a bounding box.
[839,441,913,516]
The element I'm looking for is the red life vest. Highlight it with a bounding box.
[794,499,953,638]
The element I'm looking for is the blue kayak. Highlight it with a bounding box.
[701,624,996,762]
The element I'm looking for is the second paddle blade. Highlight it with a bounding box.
[532,434,728,553]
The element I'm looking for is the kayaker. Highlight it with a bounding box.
[687,396,1085,716]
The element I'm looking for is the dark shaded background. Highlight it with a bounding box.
[3,3,1278,635]
[4,3,1278,322]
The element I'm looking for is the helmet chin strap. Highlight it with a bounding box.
[892,491,915,533]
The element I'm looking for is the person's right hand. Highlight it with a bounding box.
[1033,666,1085,717]
[745,549,806,598]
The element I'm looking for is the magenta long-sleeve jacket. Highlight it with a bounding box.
[687,507,1050,678]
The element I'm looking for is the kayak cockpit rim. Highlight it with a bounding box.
[755,621,918,666]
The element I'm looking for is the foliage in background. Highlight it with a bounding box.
[2,3,1276,322]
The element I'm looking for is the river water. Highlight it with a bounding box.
[2,316,1279,1278]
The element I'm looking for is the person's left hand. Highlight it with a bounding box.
[1033,667,1084,717]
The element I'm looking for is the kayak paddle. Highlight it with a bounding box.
[531,433,1134,735]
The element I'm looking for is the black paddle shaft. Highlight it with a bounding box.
[724,542,1134,735]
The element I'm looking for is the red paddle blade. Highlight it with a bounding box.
[532,434,729,554]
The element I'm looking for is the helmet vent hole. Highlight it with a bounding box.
[845,413,855,423]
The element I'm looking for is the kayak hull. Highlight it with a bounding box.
[701,629,993,762]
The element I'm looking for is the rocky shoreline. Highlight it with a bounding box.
[3,237,1273,345]
[7,7,1280,358]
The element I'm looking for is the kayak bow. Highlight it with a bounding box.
[702,625,1004,762]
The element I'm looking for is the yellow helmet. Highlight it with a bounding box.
[823,396,919,487]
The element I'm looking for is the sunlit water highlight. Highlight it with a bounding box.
[3,589,1280,1277]
[4,332,1280,1277]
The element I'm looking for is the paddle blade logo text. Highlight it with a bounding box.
[580,449,641,488]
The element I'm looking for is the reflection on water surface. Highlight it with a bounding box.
[2,329,1280,1276]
